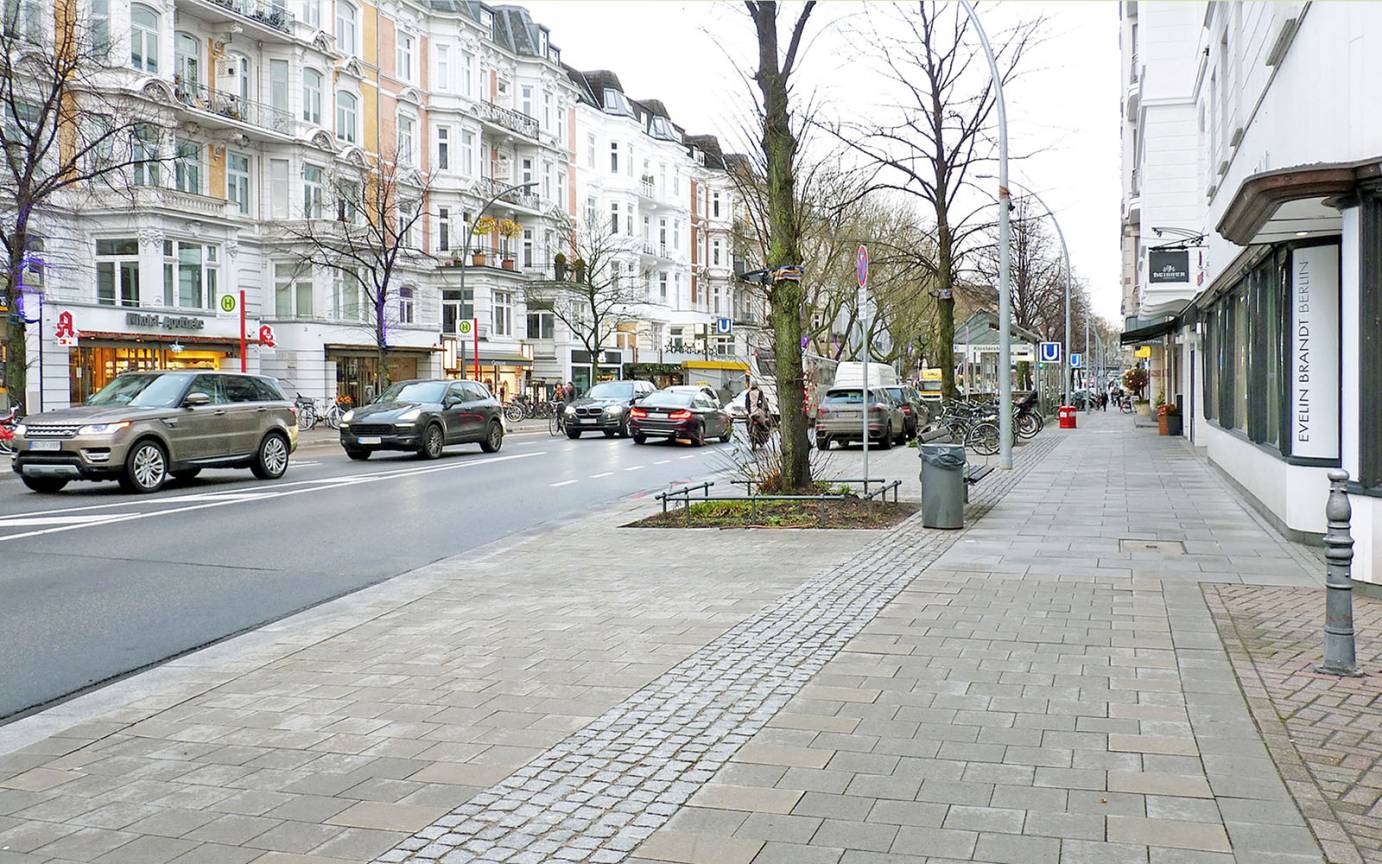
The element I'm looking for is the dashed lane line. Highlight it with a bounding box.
[589,472,613,479]
[549,480,578,487]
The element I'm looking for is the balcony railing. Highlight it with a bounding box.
[474,101,540,140]
[201,0,295,34]
[640,240,671,258]
[175,78,294,137]
[473,176,540,210]
[639,178,656,199]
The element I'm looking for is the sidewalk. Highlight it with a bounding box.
[0,411,1367,864]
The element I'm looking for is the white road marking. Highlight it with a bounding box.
[624,465,644,472]
[549,480,578,487]
[679,455,696,460]
[654,460,671,465]
[589,472,613,479]
[0,451,546,543]
[0,514,142,527]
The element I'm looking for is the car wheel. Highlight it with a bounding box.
[816,434,831,451]
[21,476,68,493]
[619,418,631,438]
[691,422,706,447]
[480,421,503,453]
[344,448,371,461]
[566,429,582,439]
[251,432,290,480]
[879,424,893,450]
[171,468,202,481]
[633,433,647,445]
[417,423,444,459]
[120,439,168,493]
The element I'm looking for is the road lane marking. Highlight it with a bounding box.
[0,451,547,543]
[654,460,671,465]
[549,480,577,487]
[589,472,613,478]
[0,514,143,527]
[679,455,696,460]
[623,466,644,472]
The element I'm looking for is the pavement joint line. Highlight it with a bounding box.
[0,451,546,543]
[374,431,1063,864]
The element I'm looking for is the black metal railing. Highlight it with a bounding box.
[473,176,541,210]
[174,78,295,136]
[202,0,294,33]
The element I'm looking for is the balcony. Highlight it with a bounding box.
[184,0,295,38]
[639,177,656,200]
[124,186,234,219]
[472,176,541,211]
[640,240,673,260]
[474,101,540,141]
[175,79,295,139]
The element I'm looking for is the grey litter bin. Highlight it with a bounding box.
[918,443,966,529]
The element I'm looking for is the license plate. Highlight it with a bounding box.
[579,418,597,424]
[650,412,666,417]
[28,440,60,451]
[357,436,381,445]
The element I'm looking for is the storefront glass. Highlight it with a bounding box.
[68,344,225,405]
[331,352,423,406]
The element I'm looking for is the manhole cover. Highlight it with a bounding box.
[1119,539,1186,557]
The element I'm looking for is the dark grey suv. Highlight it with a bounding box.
[338,379,504,459]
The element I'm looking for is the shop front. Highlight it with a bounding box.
[325,346,434,407]
[571,349,625,395]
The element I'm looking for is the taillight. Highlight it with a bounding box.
[818,406,829,417]
[870,404,884,414]
[631,407,648,419]
[668,409,692,420]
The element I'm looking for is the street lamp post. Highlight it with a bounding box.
[958,0,1013,470]
[453,181,537,380]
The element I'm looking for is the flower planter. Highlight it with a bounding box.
[1166,413,1183,436]
[501,259,515,271]
[471,252,487,267]
[1157,414,1169,435]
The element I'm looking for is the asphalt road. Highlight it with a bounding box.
[0,426,742,722]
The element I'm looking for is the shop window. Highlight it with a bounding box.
[162,240,217,310]
[1232,286,1248,433]
[95,238,139,306]
[273,261,312,318]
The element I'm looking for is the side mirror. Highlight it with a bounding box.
[183,392,211,408]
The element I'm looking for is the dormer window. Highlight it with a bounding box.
[480,9,493,38]
[538,30,548,55]
[650,116,677,142]
[602,88,632,117]
[550,47,560,64]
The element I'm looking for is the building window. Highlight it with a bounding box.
[438,207,450,252]
[399,285,415,324]
[493,289,512,336]
[333,268,363,320]
[303,0,319,28]
[520,84,533,118]
[526,310,554,340]
[609,202,619,235]
[131,125,159,186]
[585,196,596,230]
[174,32,201,86]
[712,190,721,218]
[269,59,288,116]
[91,0,110,58]
[397,112,416,163]
[335,179,358,223]
[435,43,449,91]
[396,32,414,82]
[609,140,618,174]
[273,261,312,318]
[161,240,217,310]
[658,272,667,302]
[174,140,201,194]
[303,164,323,218]
[542,90,552,132]
[269,158,289,219]
[130,4,159,72]
[336,0,357,56]
[462,50,474,97]
[522,228,534,269]
[227,151,251,215]
[303,68,323,124]
[336,91,357,143]
[397,199,419,248]
[460,128,475,176]
[442,288,473,332]
[712,237,722,266]
[95,238,140,307]
[586,132,595,169]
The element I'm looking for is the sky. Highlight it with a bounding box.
[521,1,1123,322]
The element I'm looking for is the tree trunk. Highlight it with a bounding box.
[374,295,389,399]
[4,248,29,410]
[935,223,957,400]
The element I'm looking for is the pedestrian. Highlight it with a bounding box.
[565,381,575,401]
[499,382,507,403]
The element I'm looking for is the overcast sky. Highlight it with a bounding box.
[522,1,1122,323]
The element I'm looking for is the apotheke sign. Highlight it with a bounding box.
[1290,244,1339,461]
[126,312,207,331]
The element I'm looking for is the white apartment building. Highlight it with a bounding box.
[1120,1,1382,585]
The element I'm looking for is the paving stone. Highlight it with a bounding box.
[888,825,977,859]
[632,830,762,864]
[973,831,1061,864]
[808,819,896,853]
[687,785,801,816]
[1106,816,1231,853]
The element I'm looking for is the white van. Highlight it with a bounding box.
[833,362,899,390]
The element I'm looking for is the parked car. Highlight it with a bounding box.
[562,380,656,438]
[833,361,900,389]
[883,384,927,439]
[339,379,503,459]
[723,395,749,423]
[11,370,298,494]
[814,386,906,450]
[630,389,733,446]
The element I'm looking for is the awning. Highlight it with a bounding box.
[77,330,257,346]
[475,352,532,366]
[1120,317,1177,345]
[684,359,748,371]
[324,343,443,354]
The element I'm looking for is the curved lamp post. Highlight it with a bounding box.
[958,0,1013,469]
[452,181,537,379]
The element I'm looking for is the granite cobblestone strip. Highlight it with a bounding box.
[375,439,1061,863]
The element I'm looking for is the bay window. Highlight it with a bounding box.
[227,151,251,215]
[302,68,322,124]
[174,140,201,194]
[95,239,140,307]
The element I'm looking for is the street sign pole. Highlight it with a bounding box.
[857,245,870,493]
[239,290,246,373]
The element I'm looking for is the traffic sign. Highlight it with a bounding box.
[1070,352,1082,369]
[856,245,869,288]
[714,317,732,335]
[457,319,474,336]
[218,292,239,317]
[1038,341,1061,364]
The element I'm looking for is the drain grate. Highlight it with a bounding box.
[1119,538,1186,557]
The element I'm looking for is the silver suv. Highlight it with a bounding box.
[11,371,299,494]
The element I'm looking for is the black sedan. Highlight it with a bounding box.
[630,390,732,446]
[562,380,657,438]
[339,379,504,459]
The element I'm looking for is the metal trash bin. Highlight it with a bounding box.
[918,443,966,529]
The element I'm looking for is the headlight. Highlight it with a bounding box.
[564,405,576,415]
[341,409,354,423]
[77,421,131,436]
[397,407,421,422]
[604,405,623,415]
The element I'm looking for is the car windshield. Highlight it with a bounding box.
[641,392,694,408]
[587,381,636,400]
[378,381,448,403]
[85,373,188,408]
[884,387,904,400]
[823,389,885,404]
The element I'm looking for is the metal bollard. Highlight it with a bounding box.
[1317,469,1362,676]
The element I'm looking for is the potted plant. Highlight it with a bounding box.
[472,216,496,266]
[554,251,567,281]
[1157,400,1182,436]
[497,219,521,269]
[572,257,587,283]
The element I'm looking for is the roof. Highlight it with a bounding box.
[563,65,598,107]
[425,2,558,61]
[636,98,670,119]
[581,69,624,96]
[953,311,1042,346]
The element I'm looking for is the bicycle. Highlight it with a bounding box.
[503,401,526,423]
[315,398,346,430]
[0,404,22,455]
[294,394,316,431]
[548,405,568,437]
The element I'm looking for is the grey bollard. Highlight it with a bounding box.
[1317,469,1362,677]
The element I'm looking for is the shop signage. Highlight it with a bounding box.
[258,324,276,349]
[1149,249,1190,284]
[55,311,77,347]
[1135,346,1152,358]
[125,312,206,331]
[1291,244,1340,460]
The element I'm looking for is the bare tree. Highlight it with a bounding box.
[278,150,430,396]
[972,195,1066,338]
[742,0,818,491]
[838,1,1043,399]
[523,215,645,381]
[0,5,168,404]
